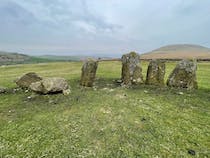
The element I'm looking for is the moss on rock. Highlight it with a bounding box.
[15,72,42,88]
[121,52,144,85]
[146,60,165,86]
[167,59,198,89]
[30,77,70,94]
[80,60,98,87]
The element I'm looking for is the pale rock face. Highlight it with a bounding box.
[121,52,144,85]
[146,60,165,86]
[80,60,98,87]
[15,72,42,88]
[167,59,198,89]
[30,77,70,94]
[63,89,71,96]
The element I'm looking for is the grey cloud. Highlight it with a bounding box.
[0,0,210,55]
[14,0,120,33]
[0,1,36,25]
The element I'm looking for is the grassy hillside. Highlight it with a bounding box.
[0,51,102,65]
[38,55,114,61]
[0,51,30,64]
[0,51,54,65]
[141,44,210,60]
[0,61,210,157]
[38,55,84,61]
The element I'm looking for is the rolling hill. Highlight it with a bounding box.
[0,51,51,65]
[0,51,103,65]
[38,55,86,61]
[1,44,210,65]
[38,55,115,61]
[0,51,31,64]
[0,51,30,62]
[141,44,210,60]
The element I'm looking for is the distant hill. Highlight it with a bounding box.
[38,55,85,61]
[0,51,52,65]
[38,55,114,61]
[0,51,30,62]
[0,51,30,65]
[0,51,113,65]
[141,44,210,60]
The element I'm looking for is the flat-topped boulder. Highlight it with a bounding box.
[80,60,98,87]
[121,52,144,85]
[146,60,165,86]
[15,72,42,88]
[30,77,70,95]
[167,59,198,89]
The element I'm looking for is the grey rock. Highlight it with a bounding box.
[121,52,144,85]
[146,60,165,86]
[15,72,42,88]
[80,60,98,87]
[167,59,198,89]
[30,77,70,94]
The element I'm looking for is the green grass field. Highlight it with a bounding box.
[0,61,210,157]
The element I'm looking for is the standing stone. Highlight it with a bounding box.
[121,52,144,85]
[167,59,198,89]
[15,72,42,88]
[80,60,98,87]
[146,60,165,86]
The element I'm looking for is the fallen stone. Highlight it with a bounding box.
[167,59,198,89]
[178,92,184,95]
[80,60,98,87]
[30,77,70,94]
[146,60,165,86]
[15,72,42,88]
[188,149,196,156]
[121,52,144,85]
[63,89,71,96]
[12,88,22,93]
[116,79,122,84]
[0,86,7,94]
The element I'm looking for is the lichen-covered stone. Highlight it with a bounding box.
[146,60,165,86]
[30,77,70,94]
[121,52,144,85]
[15,72,42,88]
[80,60,98,87]
[167,59,198,89]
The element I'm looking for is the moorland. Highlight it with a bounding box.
[0,61,209,157]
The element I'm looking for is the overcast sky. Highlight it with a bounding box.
[0,0,210,56]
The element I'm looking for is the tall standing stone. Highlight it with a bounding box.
[121,52,144,85]
[167,59,198,89]
[146,60,165,86]
[80,60,98,87]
